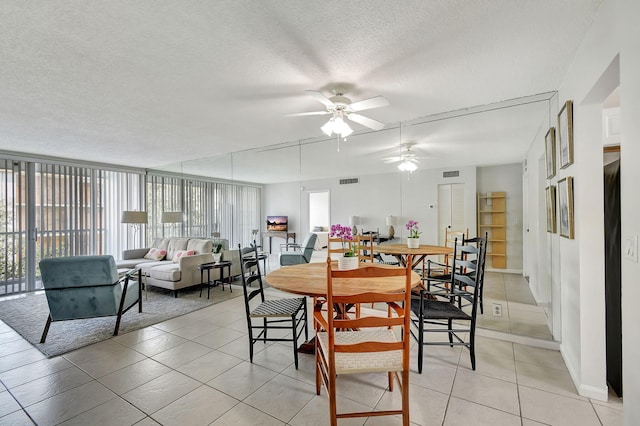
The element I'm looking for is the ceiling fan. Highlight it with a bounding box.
[383,144,424,172]
[287,90,389,137]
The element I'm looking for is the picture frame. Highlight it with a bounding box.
[558,177,574,239]
[545,185,556,233]
[545,127,556,179]
[558,100,574,169]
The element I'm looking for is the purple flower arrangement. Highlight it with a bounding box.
[329,224,358,257]
[406,220,421,238]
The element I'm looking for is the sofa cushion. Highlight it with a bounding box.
[138,260,171,276]
[144,248,167,261]
[150,238,170,251]
[149,263,181,282]
[166,238,189,260]
[187,238,213,254]
[172,249,195,263]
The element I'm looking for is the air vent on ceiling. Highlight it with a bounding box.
[339,178,359,185]
[443,170,459,178]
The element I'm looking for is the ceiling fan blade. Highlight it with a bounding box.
[348,113,386,131]
[306,90,335,108]
[285,111,331,117]
[348,95,389,112]
[382,156,402,163]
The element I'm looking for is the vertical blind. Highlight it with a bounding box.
[0,153,261,295]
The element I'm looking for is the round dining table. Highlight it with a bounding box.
[375,243,453,268]
[265,261,422,354]
[265,261,422,297]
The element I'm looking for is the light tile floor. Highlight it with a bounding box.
[477,272,553,340]
[0,259,623,425]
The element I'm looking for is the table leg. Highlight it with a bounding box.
[227,264,232,292]
[138,269,143,312]
[207,268,212,299]
[199,268,205,298]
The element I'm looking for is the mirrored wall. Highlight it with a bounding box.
[150,94,557,341]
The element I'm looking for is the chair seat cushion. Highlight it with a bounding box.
[250,298,305,317]
[317,329,402,374]
[411,299,471,320]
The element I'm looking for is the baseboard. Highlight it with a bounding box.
[476,328,560,350]
[485,268,523,275]
[560,346,608,401]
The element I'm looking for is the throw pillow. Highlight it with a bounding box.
[144,248,167,261]
[172,249,195,263]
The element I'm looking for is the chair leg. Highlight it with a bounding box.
[448,318,454,346]
[247,325,254,363]
[470,322,476,370]
[291,315,299,370]
[40,314,52,343]
[417,318,424,374]
[114,279,130,336]
[402,369,410,426]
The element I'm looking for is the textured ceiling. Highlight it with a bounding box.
[0,1,602,180]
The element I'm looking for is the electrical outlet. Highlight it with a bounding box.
[492,303,502,317]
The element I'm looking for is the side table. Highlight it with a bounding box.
[199,261,232,299]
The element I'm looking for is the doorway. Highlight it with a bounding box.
[437,183,465,245]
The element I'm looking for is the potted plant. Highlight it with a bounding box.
[406,220,421,249]
[212,243,223,263]
[329,224,359,270]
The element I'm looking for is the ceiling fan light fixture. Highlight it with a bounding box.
[321,114,353,137]
[321,118,334,136]
[397,160,417,172]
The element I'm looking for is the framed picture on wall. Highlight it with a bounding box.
[545,185,556,233]
[545,127,556,179]
[558,100,574,169]
[558,177,574,239]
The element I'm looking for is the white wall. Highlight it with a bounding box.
[477,163,524,272]
[523,1,640,416]
[620,0,640,423]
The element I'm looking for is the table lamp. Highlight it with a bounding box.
[349,215,360,236]
[386,215,396,238]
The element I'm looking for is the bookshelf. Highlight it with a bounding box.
[477,191,506,269]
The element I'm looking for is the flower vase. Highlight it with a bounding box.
[407,237,420,249]
[212,253,222,263]
[338,256,359,270]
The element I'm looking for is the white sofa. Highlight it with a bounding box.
[117,237,253,297]
[118,237,213,297]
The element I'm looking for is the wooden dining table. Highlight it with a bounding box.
[265,261,422,353]
[374,243,453,268]
[265,261,422,297]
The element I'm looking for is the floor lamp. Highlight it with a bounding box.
[161,211,184,237]
[121,211,148,248]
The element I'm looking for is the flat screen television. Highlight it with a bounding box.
[266,215,288,232]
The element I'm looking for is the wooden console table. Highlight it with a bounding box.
[262,231,296,253]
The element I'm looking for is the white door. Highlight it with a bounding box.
[438,183,466,245]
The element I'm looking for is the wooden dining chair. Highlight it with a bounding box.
[315,257,413,426]
[327,236,345,259]
[356,234,375,262]
[410,240,484,373]
[238,245,308,369]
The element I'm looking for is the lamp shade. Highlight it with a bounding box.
[121,211,148,224]
[386,215,396,226]
[161,211,183,223]
[349,215,360,226]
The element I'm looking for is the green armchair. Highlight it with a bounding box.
[279,234,317,266]
[39,255,142,343]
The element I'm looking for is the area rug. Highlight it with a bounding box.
[0,285,241,358]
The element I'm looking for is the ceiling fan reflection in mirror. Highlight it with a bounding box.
[287,90,389,138]
[383,144,424,172]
